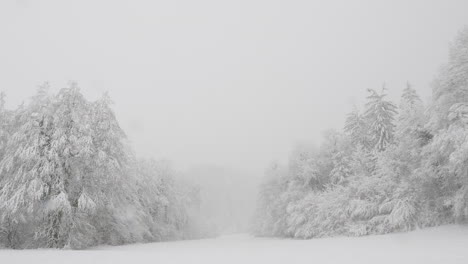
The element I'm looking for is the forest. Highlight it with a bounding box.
[0,84,209,249]
[253,27,468,238]
[1,26,468,249]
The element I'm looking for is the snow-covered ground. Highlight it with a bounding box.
[1,225,468,264]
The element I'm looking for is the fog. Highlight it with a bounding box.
[1,0,468,233]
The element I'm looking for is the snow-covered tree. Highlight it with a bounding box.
[37,83,95,248]
[252,162,290,237]
[397,83,426,139]
[330,151,351,185]
[78,91,135,248]
[319,131,353,185]
[288,143,321,189]
[344,107,370,148]
[364,87,398,151]
[0,83,56,248]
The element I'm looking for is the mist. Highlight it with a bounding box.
[2,0,468,238]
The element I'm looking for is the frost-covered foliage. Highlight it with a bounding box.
[0,83,202,249]
[253,27,468,238]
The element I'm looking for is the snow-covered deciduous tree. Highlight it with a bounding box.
[35,83,96,248]
[0,83,56,248]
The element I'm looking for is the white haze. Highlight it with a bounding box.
[1,0,468,232]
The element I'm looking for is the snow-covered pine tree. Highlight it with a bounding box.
[364,87,398,151]
[319,130,352,186]
[330,151,351,185]
[369,83,427,232]
[344,106,370,149]
[397,82,425,139]
[400,82,422,113]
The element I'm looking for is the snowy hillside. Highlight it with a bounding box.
[1,225,468,264]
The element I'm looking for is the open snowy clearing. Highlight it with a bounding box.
[1,225,468,264]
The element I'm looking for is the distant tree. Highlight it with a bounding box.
[252,162,288,237]
[364,87,398,151]
[400,82,422,111]
[288,143,321,189]
[344,107,370,149]
[330,151,351,185]
[397,83,425,138]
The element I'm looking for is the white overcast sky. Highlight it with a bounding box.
[1,0,468,174]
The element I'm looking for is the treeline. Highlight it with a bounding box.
[0,84,205,249]
[253,27,468,238]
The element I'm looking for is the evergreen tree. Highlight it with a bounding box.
[344,107,370,148]
[397,82,425,138]
[364,87,398,151]
[330,151,351,185]
[400,82,422,111]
